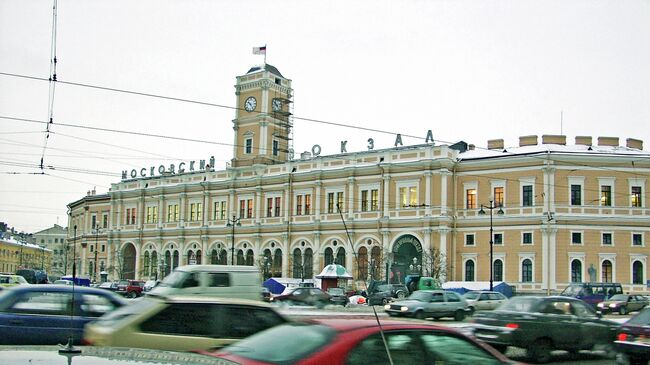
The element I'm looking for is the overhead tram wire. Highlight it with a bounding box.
[41,0,59,173]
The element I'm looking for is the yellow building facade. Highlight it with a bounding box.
[67,65,650,294]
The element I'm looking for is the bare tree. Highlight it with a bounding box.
[106,251,126,280]
[421,246,447,287]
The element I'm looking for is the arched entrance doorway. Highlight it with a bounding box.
[121,243,137,280]
[390,234,422,284]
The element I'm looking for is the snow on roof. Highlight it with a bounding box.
[459,143,649,160]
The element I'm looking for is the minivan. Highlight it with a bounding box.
[148,265,262,300]
[560,282,623,307]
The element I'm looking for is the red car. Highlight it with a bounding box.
[615,307,650,365]
[198,318,517,364]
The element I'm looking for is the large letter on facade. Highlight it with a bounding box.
[394,134,403,147]
[425,130,434,144]
[340,141,347,153]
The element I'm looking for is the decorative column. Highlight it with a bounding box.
[313,232,321,272]
[179,193,187,227]
[439,169,450,216]
[314,181,322,221]
[382,175,391,218]
[157,195,165,228]
[347,177,355,219]
[281,233,290,277]
[425,171,433,216]
[255,187,262,224]
[438,227,450,282]
[229,189,236,218]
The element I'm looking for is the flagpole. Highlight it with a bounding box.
[264,44,267,65]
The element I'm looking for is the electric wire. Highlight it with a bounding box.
[41,0,58,172]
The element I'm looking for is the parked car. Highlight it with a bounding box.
[367,283,410,306]
[615,307,650,365]
[197,318,515,365]
[0,285,126,345]
[143,280,160,292]
[0,346,231,365]
[596,294,648,315]
[384,290,471,321]
[116,279,145,298]
[270,287,331,307]
[97,281,119,292]
[0,274,29,290]
[463,290,509,313]
[53,279,73,286]
[469,296,619,363]
[84,295,288,351]
[327,287,349,306]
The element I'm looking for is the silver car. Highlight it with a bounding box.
[462,291,508,313]
[384,290,471,321]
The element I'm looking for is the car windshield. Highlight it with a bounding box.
[463,292,480,300]
[376,284,390,292]
[628,308,650,325]
[560,285,583,296]
[222,322,335,362]
[327,288,345,295]
[609,294,628,301]
[157,270,188,288]
[409,291,434,301]
[98,297,158,326]
[497,296,539,312]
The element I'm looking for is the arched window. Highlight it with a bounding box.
[493,259,503,282]
[172,251,179,270]
[358,247,368,280]
[164,251,172,276]
[273,249,282,277]
[236,249,245,265]
[304,248,313,279]
[187,250,195,265]
[211,249,219,264]
[196,250,202,265]
[522,259,533,282]
[571,259,582,283]
[150,251,157,276]
[336,247,346,266]
[371,246,382,280]
[465,260,475,281]
[245,250,254,266]
[632,261,644,284]
[292,248,302,279]
[602,260,613,283]
[324,248,334,266]
[143,251,150,277]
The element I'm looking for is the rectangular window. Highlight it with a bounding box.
[91,215,97,229]
[601,185,612,206]
[465,234,475,246]
[493,233,503,245]
[275,197,281,217]
[213,201,226,220]
[371,189,379,211]
[602,233,613,246]
[125,208,136,225]
[361,190,369,212]
[246,199,253,218]
[146,206,158,223]
[267,198,273,217]
[632,233,643,246]
[571,232,582,245]
[272,140,279,156]
[239,200,246,218]
[327,192,335,213]
[361,189,379,212]
[304,195,311,215]
[336,192,344,212]
[493,187,504,207]
[245,138,253,154]
[102,214,108,228]
[522,185,533,207]
[296,195,303,215]
[400,186,418,208]
[466,189,477,209]
[190,203,202,221]
[631,186,642,207]
[570,184,582,205]
[167,204,179,222]
[522,232,533,245]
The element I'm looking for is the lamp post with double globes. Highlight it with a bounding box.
[478,200,504,291]
[226,215,241,265]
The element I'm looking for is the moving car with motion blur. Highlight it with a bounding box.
[270,287,331,307]
[0,285,126,345]
[384,290,471,321]
[462,290,509,313]
[596,293,648,315]
[327,287,349,306]
[84,295,288,351]
[470,296,619,363]
[615,307,650,365]
[197,318,517,365]
[366,282,410,306]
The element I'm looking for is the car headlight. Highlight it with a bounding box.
[384,304,391,310]
[400,306,408,312]
[597,303,604,307]
[609,303,618,308]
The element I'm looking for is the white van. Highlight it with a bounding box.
[148,265,262,300]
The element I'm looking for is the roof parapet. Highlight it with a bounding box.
[519,135,538,147]
[626,138,643,150]
[575,136,592,146]
[597,136,619,147]
[487,139,504,150]
[542,135,566,145]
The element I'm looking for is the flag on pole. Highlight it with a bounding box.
[253,46,266,55]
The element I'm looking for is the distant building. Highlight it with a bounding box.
[33,224,68,279]
[67,64,650,294]
[0,234,51,274]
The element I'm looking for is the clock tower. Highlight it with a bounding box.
[231,64,293,167]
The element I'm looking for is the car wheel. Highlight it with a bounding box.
[415,310,426,320]
[396,291,406,299]
[467,306,475,316]
[619,306,627,315]
[382,298,389,305]
[454,309,465,321]
[529,338,553,364]
[128,291,137,299]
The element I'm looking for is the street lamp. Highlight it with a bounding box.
[225,215,241,265]
[478,200,504,291]
[92,224,101,283]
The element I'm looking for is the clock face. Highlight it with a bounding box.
[244,96,257,112]
[272,98,282,112]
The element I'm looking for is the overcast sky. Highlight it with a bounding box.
[1,0,649,233]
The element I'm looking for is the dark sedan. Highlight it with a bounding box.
[615,307,650,365]
[469,296,619,363]
[597,294,648,315]
[327,287,349,306]
[270,287,331,307]
[0,285,126,345]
